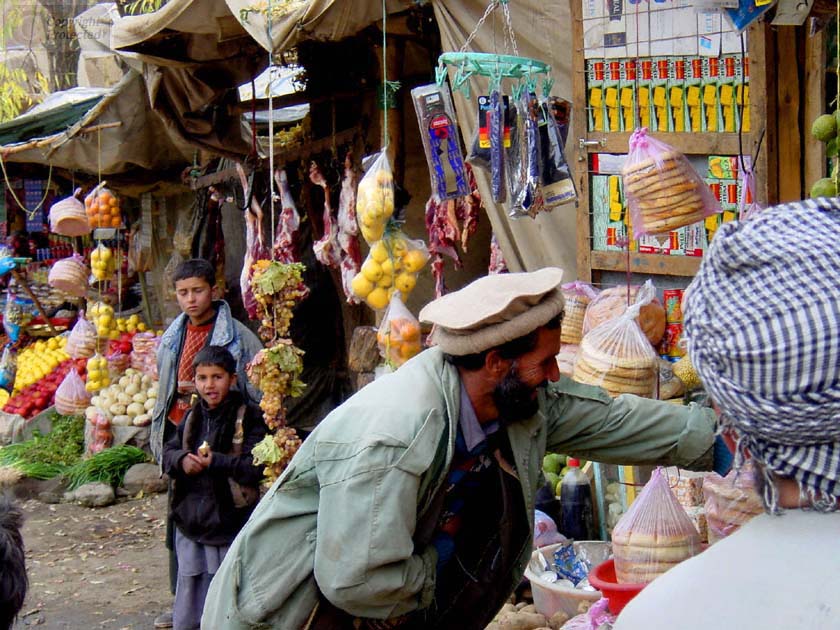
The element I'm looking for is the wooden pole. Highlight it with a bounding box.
[10,269,56,335]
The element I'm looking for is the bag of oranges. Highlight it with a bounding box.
[84,183,122,229]
[377,294,422,369]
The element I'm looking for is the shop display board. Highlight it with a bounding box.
[571,0,772,282]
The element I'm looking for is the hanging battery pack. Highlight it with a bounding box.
[411,83,470,201]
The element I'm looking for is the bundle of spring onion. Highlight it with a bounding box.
[0,412,85,479]
[65,445,147,490]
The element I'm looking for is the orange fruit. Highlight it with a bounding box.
[99,191,112,205]
[84,196,92,208]
[109,198,119,208]
[110,216,121,227]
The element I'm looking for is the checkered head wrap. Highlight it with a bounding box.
[684,198,840,510]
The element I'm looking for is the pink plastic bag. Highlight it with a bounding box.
[703,461,764,544]
[611,467,702,584]
[738,167,764,221]
[621,128,721,236]
[54,368,91,416]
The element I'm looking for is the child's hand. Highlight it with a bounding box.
[181,453,206,475]
[197,447,213,468]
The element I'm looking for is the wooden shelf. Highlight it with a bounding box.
[581,131,750,156]
[590,251,702,277]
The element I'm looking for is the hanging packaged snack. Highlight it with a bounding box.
[85,353,110,393]
[467,94,513,171]
[85,183,122,229]
[49,255,89,298]
[411,83,470,201]
[489,89,507,202]
[506,92,543,217]
[49,188,91,237]
[90,243,116,282]
[55,368,91,416]
[583,284,666,347]
[350,231,430,310]
[376,295,422,369]
[611,467,702,584]
[355,152,395,245]
[65,315,98,359]
[560,281,600,345]
[621,128,721,236]
[539,97,576,209]
[573,280,660,398]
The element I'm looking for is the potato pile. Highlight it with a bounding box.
[485,602,570,630]
[86,368,157,427]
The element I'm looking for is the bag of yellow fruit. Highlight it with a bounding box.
[350,231,431,310]
[355,151,395,245]
[90,243,116,283]
[85,352,111,392]
[376,294,422,369]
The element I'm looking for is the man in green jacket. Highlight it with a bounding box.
[203,268,722,629]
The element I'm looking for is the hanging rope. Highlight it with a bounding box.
[457,0,519,55]
[0,153,53,219]
[382,0,390,148]
[268,0,277,258]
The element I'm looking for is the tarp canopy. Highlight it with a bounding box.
[0,71,196,177]
[109,0,577,274]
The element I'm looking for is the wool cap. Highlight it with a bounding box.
[419,267,565,356]
[684,197,840,506]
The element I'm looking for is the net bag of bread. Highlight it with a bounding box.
[621,128,721,236]
[573,280,659,398]
[582,284,666,347]
[561,281,599,345]
[703,461,764,545]
[611,467,702,584]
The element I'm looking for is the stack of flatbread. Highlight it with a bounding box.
[573,335,658,398]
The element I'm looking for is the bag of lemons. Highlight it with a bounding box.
[355,151,395,245]
[350,231,430,310]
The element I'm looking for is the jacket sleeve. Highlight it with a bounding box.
[209,405,267,485]
[234,322,263,404]
[162,420,189,479]
[311,432,438,619]
[541,378,717,470]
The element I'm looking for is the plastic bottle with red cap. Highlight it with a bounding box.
[560,458,596,540]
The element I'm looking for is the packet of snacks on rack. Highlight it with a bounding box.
[351,231,430,311]
[66,315,98,358]
[84,182,122,229]
[611,467,702,584]
[355,151,395,245]
[573,280,659,398]
[621,127,721,236]
[377,295,422,369]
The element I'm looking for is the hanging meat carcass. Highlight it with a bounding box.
[273,169,301,264]
[237,164,269,319]
[310,161,341,269]
[337,152,362,304]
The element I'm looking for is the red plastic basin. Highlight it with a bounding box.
[588,558,647,615]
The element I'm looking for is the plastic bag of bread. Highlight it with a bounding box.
[621,128,721,236]
[49,188,91,237]
[376,294,422,369]
[54,368,91,416]
[561,281,599,345]
[573,281,659,398]
[556,344,578,377]
[703,461,764,545]
[65,315,97,359]
[611,467,702,584]
[583,283,666,347]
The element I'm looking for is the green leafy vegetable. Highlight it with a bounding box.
[65,445,148,490]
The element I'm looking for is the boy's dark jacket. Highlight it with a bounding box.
[162,390,267,546]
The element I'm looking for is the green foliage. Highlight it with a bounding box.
[0,412,85,472]
[65,445,148,490]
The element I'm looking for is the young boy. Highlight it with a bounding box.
[150,258,262,628]
[162,345,267,630]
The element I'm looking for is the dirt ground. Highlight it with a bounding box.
[13,493,172,629]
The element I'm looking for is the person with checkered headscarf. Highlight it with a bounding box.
[615,198,840,630]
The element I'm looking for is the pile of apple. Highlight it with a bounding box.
[3,358,86,419]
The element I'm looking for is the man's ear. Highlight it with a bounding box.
[484,349,512,377]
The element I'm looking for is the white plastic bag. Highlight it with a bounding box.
[54,369,91,416]
[65,315,97,359]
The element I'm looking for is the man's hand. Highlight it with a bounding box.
[181,453,206,475]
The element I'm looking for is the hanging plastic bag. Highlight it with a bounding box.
[85,353,110,393]
[131,332,160,378]
[55,368,91,416]
[556,344,579,377]
[738,168,763,221]
[84,182,122,230]
[90,243,116,283]
[355,152,395,245]
[489,89,507,203]
[49,255,89,298]
[0,344,17,391]
[621,128,721,236]
[561,282,600,345]
[49,188,91,237]
[506,92,544,217]
[411,83,470,201]
[350,230,429,310]
[127,226,151,274]
[703,462,764,545]
[573,280,660,398]
[468,94,514,172]
[611,467,702,584]
[66,315,98,358]
[376,294,422,369]
[3,294,34,343]
[583,284,666,347]
[539,97,577,209]
[86,408,113,455]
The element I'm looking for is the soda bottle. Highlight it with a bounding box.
[559,458,596,540]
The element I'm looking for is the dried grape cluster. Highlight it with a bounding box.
[251,427,302,482]
[247,341,305,431]
[251,260,308,342]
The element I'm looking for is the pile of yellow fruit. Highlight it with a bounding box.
[350,235,430,310]
[355,157,395,244]
[13,337,69,392]
[90,244,116,281]
[85,354,110,392]
[116,314,148,334]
